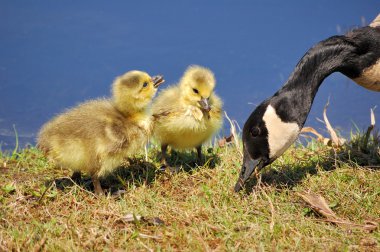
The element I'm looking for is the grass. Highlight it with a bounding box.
[0,131,379,251]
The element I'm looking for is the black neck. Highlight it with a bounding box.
[272,35,355,126]
[284,36,355,95]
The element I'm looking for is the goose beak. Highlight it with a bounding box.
[152,75,165,88]
[234,154,262,192]
[198,98,211,112]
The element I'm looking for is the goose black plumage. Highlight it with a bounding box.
[234,14,380,192]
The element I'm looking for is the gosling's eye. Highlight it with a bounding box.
[193,88,199,94]
[143,82,148,88]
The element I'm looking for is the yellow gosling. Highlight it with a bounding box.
[37,71,164,194]
[152,65,223,168]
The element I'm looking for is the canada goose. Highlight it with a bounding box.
[152,65,223,168]
[37,71,164,195]
[234,14,380,192]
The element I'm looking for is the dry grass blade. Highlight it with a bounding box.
[218,134,234,147]
[224,111,242,157]
[298,192,379,233]
[121,213,165,226]
[301,127,331,145]
[323,99,344,146]
[363,221,379,233]
[261,190,275,233]
[370,107,376,126]
[301,127,324,140]
[370,13,380,27]
[362,108,376,151]
[32,236,47,252]
[297,192,338,220]
[137,238,153,252]
[144,144,148,162]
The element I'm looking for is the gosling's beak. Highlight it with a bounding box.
[152,75,165,88]
[198,98,211,112]
[234,154,262,192]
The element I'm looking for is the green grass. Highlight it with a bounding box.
[0,132,379,251]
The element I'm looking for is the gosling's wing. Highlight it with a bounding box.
[152,85,185,120]
[209,93,223,118]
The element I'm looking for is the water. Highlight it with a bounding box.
[0,1,379,150]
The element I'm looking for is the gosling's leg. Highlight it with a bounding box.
[160,144,169,169]
[196,145,203,165]
[71,171,82,183]
[91,174,103,195]
[160,144,180,173]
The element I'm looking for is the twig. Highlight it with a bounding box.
[37,181,55,204]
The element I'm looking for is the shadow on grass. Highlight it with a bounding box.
[156,147,221,173]
[52,147,221,194]
[53,158,158,194]
[243,141,380,193]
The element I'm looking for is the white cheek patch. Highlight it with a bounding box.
[263,105,300,158]
[353,59,380,92]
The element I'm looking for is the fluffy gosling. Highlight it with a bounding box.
[37,71,164,195]
[152,65,223,168]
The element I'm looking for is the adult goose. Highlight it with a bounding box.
[234,14,380,192]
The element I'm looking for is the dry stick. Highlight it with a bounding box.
[37,181,56,204]
[361,107,376,151]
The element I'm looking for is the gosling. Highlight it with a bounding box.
[37,71,164,195]
[152,65,223,168]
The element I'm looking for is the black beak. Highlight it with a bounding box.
[234,154,262,192]
[152,75,165,88]
[198,98,211,112]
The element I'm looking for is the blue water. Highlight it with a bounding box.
[0,1,379,150]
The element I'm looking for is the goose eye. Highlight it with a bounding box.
[250,127,261,137]
[142,82,148,88]
[193,88,199,94]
